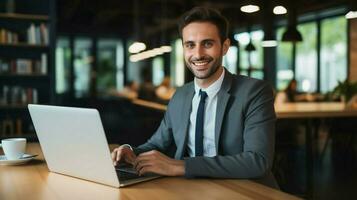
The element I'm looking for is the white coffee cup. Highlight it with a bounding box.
[0,138,27,160]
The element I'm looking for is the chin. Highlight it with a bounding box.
[189,67,207,78]
[193,71,211,79]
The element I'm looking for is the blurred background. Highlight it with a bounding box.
[1,0,357,199]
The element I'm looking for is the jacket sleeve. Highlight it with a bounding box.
[133,102,175,156]
[184,82,276,179]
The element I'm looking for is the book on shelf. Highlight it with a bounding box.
[0,23,48,45]
[27,23,48,45]
[0,28,19,44]
[1,85,38,106]
[0,118,35,137]
[0,53,47,75]
[40,23,49,45]
[27,23,35,44]
[41,53,47,74]
[1,118,23,136]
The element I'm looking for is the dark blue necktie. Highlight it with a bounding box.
[195,90,208,157]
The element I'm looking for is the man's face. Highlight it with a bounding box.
[182,22,230,80]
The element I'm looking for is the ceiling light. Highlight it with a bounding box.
[245,41,256,51]
[160,45,172,53]
[129,54,139,62]
[146,50,157,57]
[240,5,260,13]
[128,42,146,54]
[273,6,287,15]
[129,45,173,62]
[153,48,164,55]
[282,26,302,42]
[141,51,151,59]
[345,11,357,19]
[281,8,303,43]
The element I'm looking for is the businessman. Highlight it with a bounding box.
[112,6,278,188]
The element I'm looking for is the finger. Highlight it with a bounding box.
[139,150,157,156]
[136,160,152,170]
[126,153,136,164]
[112,149,121,165]
[135,159,155,174]
[136,153,156,161]
[137,162,154,176]
[134,154,153,169]
[111,149,117,161]
[116,149,122,164]
[124,152,134,164]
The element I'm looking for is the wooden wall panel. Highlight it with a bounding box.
[350,18,357,81]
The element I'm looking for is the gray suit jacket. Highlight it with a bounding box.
[134,70,278,189]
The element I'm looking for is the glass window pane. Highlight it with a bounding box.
[296,22,318,92]
[235,30,263,76]
[171,39,184,87]
[251,31,264,70]
[97,39,124,95]
[240,50,249,70]
[74,38,92,98]
[251,70,264,80]
[223,46,237,74]
[116,40,124,90]
[320,16,347,93]
[276,27,294,90]
[55,37,71,94]
[152,56,164,86]
[240,70,248,76]
[126,40,141,86]
[235,32,249,70]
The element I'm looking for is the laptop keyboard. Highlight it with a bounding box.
[115,164,143,181]
[117,170,142,181]
[115,165,158,181]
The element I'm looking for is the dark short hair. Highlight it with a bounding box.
[178,7,229,43]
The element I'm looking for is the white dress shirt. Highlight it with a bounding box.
[187,68,225,157]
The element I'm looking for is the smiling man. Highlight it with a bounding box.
[112,6,278,188]
[183,21,228,88]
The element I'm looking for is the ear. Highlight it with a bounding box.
[222,38,230,55]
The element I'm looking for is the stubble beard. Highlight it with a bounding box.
[186,53,223,80]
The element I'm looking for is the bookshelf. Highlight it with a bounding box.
[0,43,49,48]
[0,0,55,140]
[0,12,49,21]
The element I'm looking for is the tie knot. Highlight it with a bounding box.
[199,90,208,101]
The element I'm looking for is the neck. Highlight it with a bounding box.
[196,66,224,89]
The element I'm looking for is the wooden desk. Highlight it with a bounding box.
[0,143,300,200]
[132,100,357,119]
[132,99,167,112]
[275,102,357,118]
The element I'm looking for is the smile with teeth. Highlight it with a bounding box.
[192,60,210,66]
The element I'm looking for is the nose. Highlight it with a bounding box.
[193,46,204,59]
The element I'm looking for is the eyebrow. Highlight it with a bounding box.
[201,39,215,44]
[183,41,194,45]
[183,39,216,45]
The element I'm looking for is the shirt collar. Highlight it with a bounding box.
[194,68,225,98]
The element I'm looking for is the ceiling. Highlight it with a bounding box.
[56,0,349,43]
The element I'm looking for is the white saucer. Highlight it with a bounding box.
[0,154,37,166]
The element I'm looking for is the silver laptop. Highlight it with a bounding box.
[28,104,160,188]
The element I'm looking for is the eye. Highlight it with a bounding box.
[185,43,195,49]
[203,41,213,48]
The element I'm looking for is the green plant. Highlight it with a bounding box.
[331,80,357,102]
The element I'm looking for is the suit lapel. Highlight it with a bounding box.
[215,70,233,154]
[177,84,195,159]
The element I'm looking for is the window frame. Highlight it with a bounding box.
[275,12,348,93]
